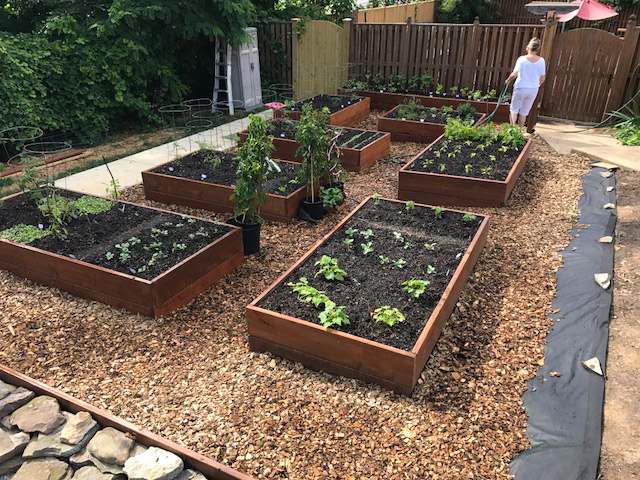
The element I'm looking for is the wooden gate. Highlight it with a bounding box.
[541,27,638,122]
[292,20,350,100]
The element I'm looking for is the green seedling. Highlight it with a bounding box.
[315,255,347,281]
[402,279,430,299]
[373,306,405,327]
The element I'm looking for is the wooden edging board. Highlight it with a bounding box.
[0,365,254,480]
[142,159,307,222]
[238,127,391,173]
[0,190,244,318]
[341,90,511,123]
[246,196,490,395]
[398,135,534,207]
[377,106,487,143]
[274,96,371,127]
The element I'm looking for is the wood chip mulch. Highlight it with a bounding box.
[0,113,590,479]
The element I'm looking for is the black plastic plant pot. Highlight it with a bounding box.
[227,217,261,255]
[302,199,326,220]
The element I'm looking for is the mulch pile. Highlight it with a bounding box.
[0,112,589,479]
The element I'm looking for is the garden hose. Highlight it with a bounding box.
[476,82,513,127]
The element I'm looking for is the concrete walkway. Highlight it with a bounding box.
[536,119,640,171]
[55,110,272,196]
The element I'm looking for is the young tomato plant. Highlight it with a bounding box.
[373,306,405,327]
[315,255,347,281]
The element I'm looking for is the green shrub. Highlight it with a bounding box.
[444,118,497,143]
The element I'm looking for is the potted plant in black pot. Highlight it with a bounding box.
[229,114,277,255]
[295,104,333,221]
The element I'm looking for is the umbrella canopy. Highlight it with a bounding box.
[558,0,619,22]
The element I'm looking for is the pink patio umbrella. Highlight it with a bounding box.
[557,0,619,22]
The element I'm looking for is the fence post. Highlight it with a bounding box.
[291,18,300,100]
[399,17,413,78]
[604,15,639,115]
[527,11,558,133]
[461,17,481,88]
[342,18,352,88]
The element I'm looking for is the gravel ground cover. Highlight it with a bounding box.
[0,112,589,480]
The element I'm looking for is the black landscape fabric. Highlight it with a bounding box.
[511,165,616,480]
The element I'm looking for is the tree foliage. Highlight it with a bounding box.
[0,0,254,143]
[255,0,356,23]
[437,0,497,23]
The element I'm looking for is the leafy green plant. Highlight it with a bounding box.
[361,242,374,255]
[372,193,381,206]
[455,103,477,123]
[424,242,436,251]
[231,115,277,224]
[288,277,350,329]
[378,255,390,265]
[393,231,404,243]
[426,264,436,274]
[463,213,477,222]
[396,99,423,121]
[361,228,374,240]
[320,186,344,210]
[37,193,77,238]
[402,279,430,299]
[74,196,113,215]
[315,255,347,281]
[373,306,405,327]
[444,118,497,143]
[343,237,354,247]
[0,224,51,244]
[497,123,526,149]
[295,104,333,203]
[392,258,407,269]
[610,104,640,146]
[433,207,444,219]
[464,164,473,174]
[405,201,415,212]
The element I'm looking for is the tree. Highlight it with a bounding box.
[437,0,497,23]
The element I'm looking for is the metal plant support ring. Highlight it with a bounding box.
[23,141,72,157]
[181,98,213,119]
[159,104,192,129]
[0,126,44,143]
[271,84,294,102]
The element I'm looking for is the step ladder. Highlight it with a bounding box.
[212,37,234,116]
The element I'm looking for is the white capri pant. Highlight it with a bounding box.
[510,88,539,116]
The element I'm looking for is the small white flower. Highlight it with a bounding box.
[37,224,44,230]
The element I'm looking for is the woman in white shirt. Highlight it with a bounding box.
[506,38,546,127]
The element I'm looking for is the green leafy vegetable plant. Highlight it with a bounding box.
[320,186,344,210]
[288,277,350,329]
[0,224,50,244]
[315,255,347,281]
[373,306,405,327]
[402,279,430,299]
[463,213,477,222]
[392,258,407,269]
[74,196,113,215]
[361,242,374,255]
[433,207,444,219]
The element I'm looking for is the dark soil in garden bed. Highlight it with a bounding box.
[289,94,364,113]
[0,191,229,280]
[408,137,523,180]
[259,199,482,350]
[268,120,386,150]
[386,105,480,125]
[152,150,302,195]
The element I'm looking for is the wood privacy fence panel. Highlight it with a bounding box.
[355,1,436,24]
[626,32,640,102]
[293,20,350,99]
[256,21,293,88]
[349,22,544,92]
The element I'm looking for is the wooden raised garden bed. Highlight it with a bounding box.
[378,105,486,143]
[274,94,371,127]
[238,120,391,172]
[142,151,307,222]
[0,190,243,317]
[246,197,489,394]
[341,90,511,123]
[398,134,534,207]
[0,365,253,480]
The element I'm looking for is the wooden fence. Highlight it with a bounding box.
[355,1,436,24]
[349,20,545,93]
[255,21,293,89]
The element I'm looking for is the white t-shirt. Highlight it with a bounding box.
[514,56,546,89]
